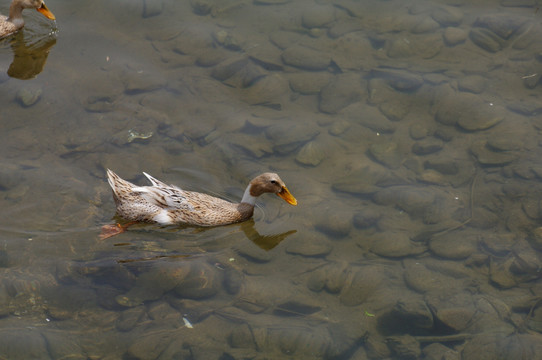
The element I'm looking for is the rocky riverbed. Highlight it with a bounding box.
[1,0,542,358]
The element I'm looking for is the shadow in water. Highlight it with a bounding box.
[4,31,56,79]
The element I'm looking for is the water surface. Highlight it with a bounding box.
[1,0,542,358]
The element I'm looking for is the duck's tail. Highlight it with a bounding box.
[106,169,137,201]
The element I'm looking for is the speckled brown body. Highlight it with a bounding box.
[0,15,17,38]
[106,170,290,227]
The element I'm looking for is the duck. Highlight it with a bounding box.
[0,0,55,39]
[100,169,297,239]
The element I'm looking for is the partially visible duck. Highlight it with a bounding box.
[101,170,297,238]
[0,0,55,39]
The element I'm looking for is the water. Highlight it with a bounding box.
[1,0,542,358]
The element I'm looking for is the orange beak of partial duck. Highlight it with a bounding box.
[37,2,55,20]
[277,186,297,206]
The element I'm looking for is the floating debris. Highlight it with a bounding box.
[182,316,194,329]
[127,128,153,143]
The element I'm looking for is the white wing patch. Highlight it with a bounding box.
[131,186,195,211]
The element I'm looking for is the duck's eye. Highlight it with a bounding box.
[270,180,278,185]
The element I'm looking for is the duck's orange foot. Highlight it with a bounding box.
[100,223,127,240]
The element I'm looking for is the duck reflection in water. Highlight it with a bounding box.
[6,32,56,79]
[238,219,297,250]
[109,218,297,251]
[1,0,57,79]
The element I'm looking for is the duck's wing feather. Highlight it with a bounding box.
[131,186,195,211]
[142,172,177,189]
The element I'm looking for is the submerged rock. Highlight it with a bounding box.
[16,87,42,107]
[281,46,331,70]
[368,142,403,169]
[295,140,326,166]
[302,5,336,29]
[319,73,365,114]
[370,232,426,258]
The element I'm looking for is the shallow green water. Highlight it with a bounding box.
[1,0,542,358]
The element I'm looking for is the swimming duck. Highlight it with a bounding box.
[0,0,55,38]
[101,170,297,238]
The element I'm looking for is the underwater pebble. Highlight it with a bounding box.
[462,334,542,360]
[328,119,351,136]
[436,92,503,130]
[142,0,163,18]
[211,56,249,81]
[412,138,443,155]
[386,335,421,359]
[315,209,352,238]
[229,324,255,349]
[269,30,302,50]
[0,329,49,359]
[241,74,289,105]
[469,28,503,52]
[173,262,220,299]
[254,0,291,4]
[116,306,145,332]
[340,266,385,306]
[235,244,273,263]
[423,343,459,359]
[470,141,518,165]
[121,68,165,94]
[332,171,379,196]
[247,44,284,71]
[265,122,319,155]
[307,261,349,293]
[486,134,522,151]
[371,68,424,92]
[281,46,331,71]
[295,140,325,167]
[190,0,213,15]
[412,16,440,34]
[409,122,431,139]
[319,74,367,114]
[489,258,517,288]
[16,87,42,107]
[286,236,332,257]
[431,5,464,26]
[443,27,467,45]
[274,298,322,316]
[429,232,477,259]
[475,13,527,40]
[368,142,403,169]
[302,5,335,29]
[458,75,487,94]
[469,206,500,229]
[288,72,332,95]
[353,208,381,229]
[391,299,434,329]
[350,104,396,134]
[223,267,243,295]
[195,48,228,67]
[403,259,463,293]
[369,232,426,258]
[328,20,363,38]
[426,291,476,331]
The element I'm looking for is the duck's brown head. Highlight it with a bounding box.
[249,173,297,205]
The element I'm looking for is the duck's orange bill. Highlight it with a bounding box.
[277,186,297,206]
[37,2,55,20]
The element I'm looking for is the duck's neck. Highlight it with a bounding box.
[241,184,257,205]
[7,1,25,28]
